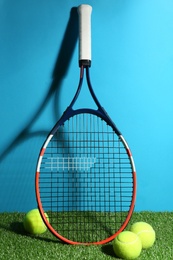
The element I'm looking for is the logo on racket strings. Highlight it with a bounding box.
[45,157,96,172]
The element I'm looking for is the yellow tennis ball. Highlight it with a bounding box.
[130,222,156,249]
[113,231,142,259]
[23,209,49,235]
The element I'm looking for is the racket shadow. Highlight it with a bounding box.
[0,7,78,162]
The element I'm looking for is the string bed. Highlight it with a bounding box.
[38,113,133,243]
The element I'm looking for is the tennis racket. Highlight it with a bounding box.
[35,4,136,245]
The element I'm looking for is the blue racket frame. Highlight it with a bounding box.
[51,66,121,136]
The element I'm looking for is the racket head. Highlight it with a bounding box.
[35,109,136,245]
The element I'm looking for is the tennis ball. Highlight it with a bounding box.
[113,231,142,259]
[23,209,49,235]
[130,222,156,249]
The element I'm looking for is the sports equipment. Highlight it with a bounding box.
[35,4,136,245]
[23,209,49,235]
[130,221,156,249]
[113,231,142,259]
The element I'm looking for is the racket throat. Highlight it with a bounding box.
[97,106,122,136]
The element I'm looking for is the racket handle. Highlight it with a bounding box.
[78,4,92,67]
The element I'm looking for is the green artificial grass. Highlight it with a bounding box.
[0,212,172,259]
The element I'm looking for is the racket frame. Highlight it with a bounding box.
[35,4,137,245]
[35,65,136,245]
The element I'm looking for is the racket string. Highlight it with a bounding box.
[39,113,134,243]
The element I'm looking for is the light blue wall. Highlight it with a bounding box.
[0,0,173,212]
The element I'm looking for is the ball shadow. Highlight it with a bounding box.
[101,244,118,258]
[9,221,63,243]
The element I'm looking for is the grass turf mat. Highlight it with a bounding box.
[0,212,172,259]
[42,211,131,243]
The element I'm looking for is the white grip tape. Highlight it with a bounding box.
[77,4,92,62]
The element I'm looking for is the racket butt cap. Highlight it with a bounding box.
[79,59,91,67]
